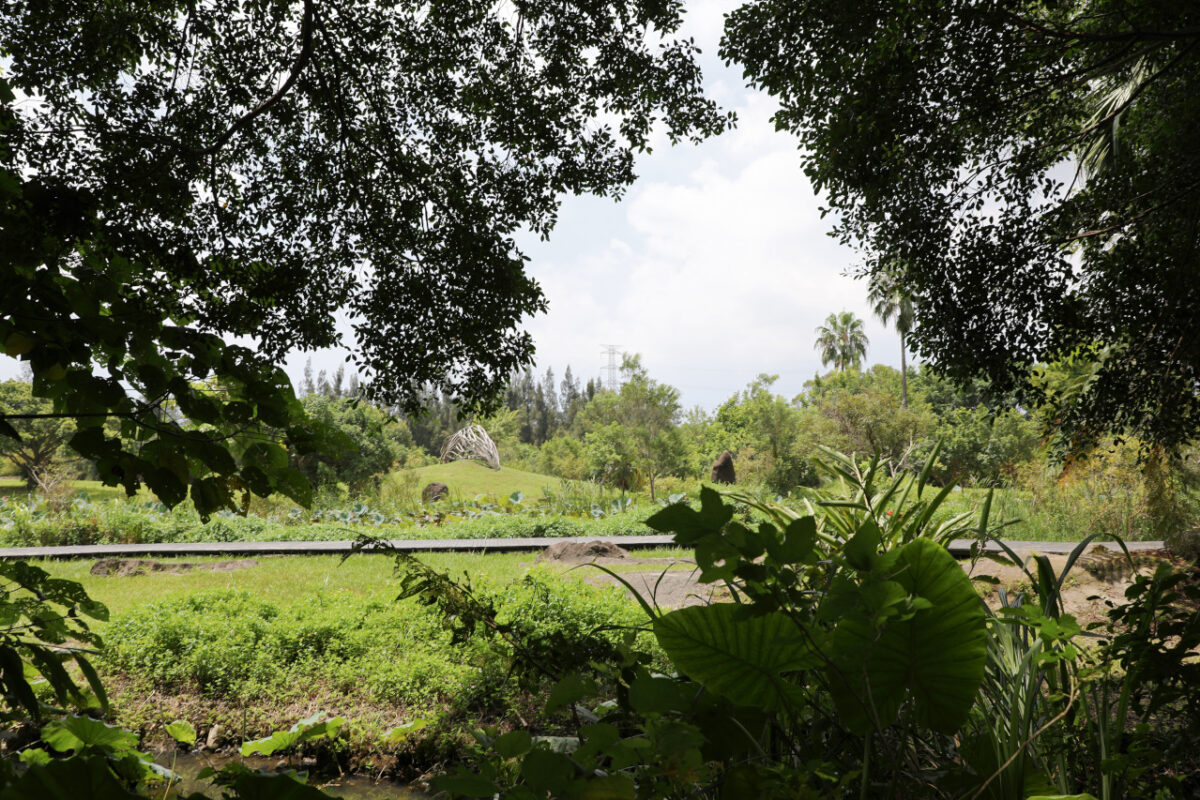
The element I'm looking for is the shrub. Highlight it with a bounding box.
[102,572,648,712]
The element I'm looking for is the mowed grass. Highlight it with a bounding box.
[0,477,130,503]
[399,461,562,501]
[36,552,536,620]
[33,547,692,621]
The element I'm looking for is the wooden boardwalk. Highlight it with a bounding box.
[0,536,1165,560]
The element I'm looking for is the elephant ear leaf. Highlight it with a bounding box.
[653,604,819,710]
[829,538,986,734]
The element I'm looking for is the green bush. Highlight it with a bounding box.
[102,571,646,712]
[0,495,659,547]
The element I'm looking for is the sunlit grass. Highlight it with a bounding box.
[0,477,131,503]
[38,552,528,620]
[395,460,562,501]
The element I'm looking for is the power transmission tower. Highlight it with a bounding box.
[600,344,621,392]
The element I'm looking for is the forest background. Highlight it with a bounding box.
[6,346,1196,547]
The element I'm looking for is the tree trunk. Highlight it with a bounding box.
[900,332,908,408]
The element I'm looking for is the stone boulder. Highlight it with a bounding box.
[539,540,630,562]
[422,482,449,502]
[710,450,736,484]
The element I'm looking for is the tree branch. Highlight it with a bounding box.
[1059,177,1200,243]
[1004,12,1200,45]
[202,0,316,157]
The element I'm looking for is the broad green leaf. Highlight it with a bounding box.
[273,466,314,508]
[239,715,344,757]
[628,674,690,715]
[493,729,532,758]
[41,716,139,753]
[166,720,197,745]
[653,604,817,710]
[644,486,733,544]
[4,332,36,357]
[243,441,289,472]
[780,516,817,562]
[579,774,636,799]
[843,519,881,570]
[0,755,142,799]
[17,748,49,766]
[382,718,428,743]
[546,673,595,714]
[521,748,575,795]
[829,538,986,734]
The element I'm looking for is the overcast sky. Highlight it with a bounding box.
[3,0,904,411]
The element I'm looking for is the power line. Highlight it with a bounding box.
[600,344,621,392]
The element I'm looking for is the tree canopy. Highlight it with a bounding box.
[0,379,74,489]
[814,312,868,373]
[0,0,728,515]
[723,0,1200,452]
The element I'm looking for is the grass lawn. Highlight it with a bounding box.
[34,547,691,620]
[0,477,130,503]
[37,551,535,619]
[398,461,562,501]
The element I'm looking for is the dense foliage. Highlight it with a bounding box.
[0,379,74,489]
[722,0,1200,453]
[0,0,729,516]
[425,458,1200,799]
[6,347,1198,544]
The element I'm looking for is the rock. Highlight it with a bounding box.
[422,482,449,502]
[90,559,258,577]
[710,450,736,484]
[539,540,629,562]
[206,723,224,750]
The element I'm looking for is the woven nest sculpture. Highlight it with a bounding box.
[439,423,501,471]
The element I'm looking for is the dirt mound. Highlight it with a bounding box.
[538,540,629,562]
[90,559,258,577]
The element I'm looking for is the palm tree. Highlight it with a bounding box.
[867,271,915,407]
[814,311,869,373]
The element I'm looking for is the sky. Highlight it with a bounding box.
[2,0,904,412]
[494,0,903,410]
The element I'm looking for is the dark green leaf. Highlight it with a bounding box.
[653,604,817,710]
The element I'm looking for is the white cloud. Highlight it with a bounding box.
[522,89,902,410]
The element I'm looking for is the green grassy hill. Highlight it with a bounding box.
[400,460,562,500]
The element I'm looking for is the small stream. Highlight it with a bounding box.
[155,752,426,799]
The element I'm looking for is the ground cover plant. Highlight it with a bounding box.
[0,447,1196,799]
[416,451,1200,799]
[30,551,676,775]
[0,549,671,796]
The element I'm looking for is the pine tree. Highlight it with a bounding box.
[302,359,315,396]
[560,366,582,430]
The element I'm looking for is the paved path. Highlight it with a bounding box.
[0,536,1165,560]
